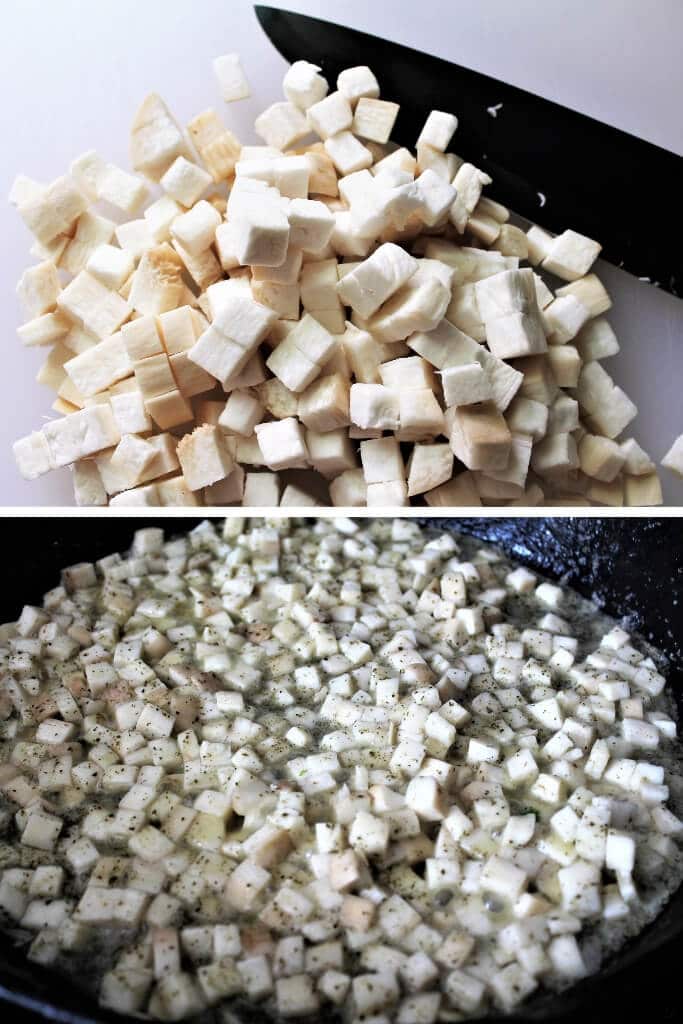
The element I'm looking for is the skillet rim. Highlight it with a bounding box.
[0,515,680,1023]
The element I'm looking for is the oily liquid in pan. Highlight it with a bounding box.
[0,524,682,1021]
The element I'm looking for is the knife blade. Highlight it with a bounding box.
[255,5,682,296]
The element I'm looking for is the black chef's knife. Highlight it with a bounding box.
[255,5,682,297]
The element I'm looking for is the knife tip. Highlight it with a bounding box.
[253,5,268,33]
[254,4,276,30]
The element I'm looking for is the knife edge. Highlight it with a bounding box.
[255,5,682,296]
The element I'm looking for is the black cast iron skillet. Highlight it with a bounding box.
[0,517,681,1024]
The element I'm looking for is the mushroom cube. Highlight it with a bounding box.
[308,91,353,139]
[254,418,309,470]
[213,293,278,351]
[405,776,447,821]
[255,102,309,150]
[337,243,418,318]
[350,383,400,430]
[130,93,188,181]
[547,935,587,978]
[324,131,374,176]
[171,201,221,256]
[531,432,579,476]
[407,443,453,496]
[450,163,492,233]
[86,244,135,291]
[58,271,131,340]
[368,275,450,343]
[284,60,329,110]
[298,373,350,432]
[19,176,87,246]
[17,311,71,349]
[218,390,264,436]
[267,313,336,391]
[307,428,357,478]
[505,398,548,442]
[378,894,421,938]
[352,972,400,1015]
[128,245,184,316]
[288,198,335,253]
[266,342,317,394]
[480,432,532,492]
[232,199,291,268]
[448,401,511,471]
[160,157,212,208]
[661,434,683,478]
[243,471,281,506]
[415,169,457,227]
[84,160,148,215]
[213,53,250,102]
[360,436,404,483]
[64,334,132,398]
[276,975,320,1018]
[337,66,380,106]
[417,110,459,152]
[187,110,241,182]
[168,352,215,398]
[546,345,582,387]
[349,810,390,856]
[623,472,662,506]
[542,229,601,281]
[143,194,182,243]
[579,434,625,482]
[121,315,163,362]
[575,362,637,438]
[225,860,270,911]
[353,98,400,144]
[43,406,120,467]
[486,312,547,360]
[190,318,272,389]
[71,460,107,506]
[605,831,636,874]
[474,269,537,321]
[21,811,62,851]
[13,431,53,480]
[60,212,118,276]
[134,352,176,400]
[526,224,554,264]
[441,362,492,407]
[109,434,156,490]
[575,318,619,361]
[480,855,527,899]
[301,259,345,330]
[557,274,612,317]
[544,295,590,344]
[327,468,366,507]
[342,323,388,383]
[17,261,61,317]
[379,355,435,391]
[494,224,529,259]
[366,479,409,506]
[177,424,234,490]
[398,389,445,441]
[250,281,300,320]
[146,390,193,430]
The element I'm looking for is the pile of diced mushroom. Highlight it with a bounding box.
[1,518,681,1021]
[10,55,680,505]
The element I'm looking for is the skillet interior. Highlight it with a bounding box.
[0,516,680,1024]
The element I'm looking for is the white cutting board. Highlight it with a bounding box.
[1,0,681,505]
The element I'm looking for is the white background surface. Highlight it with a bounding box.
[1,0,681,506]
